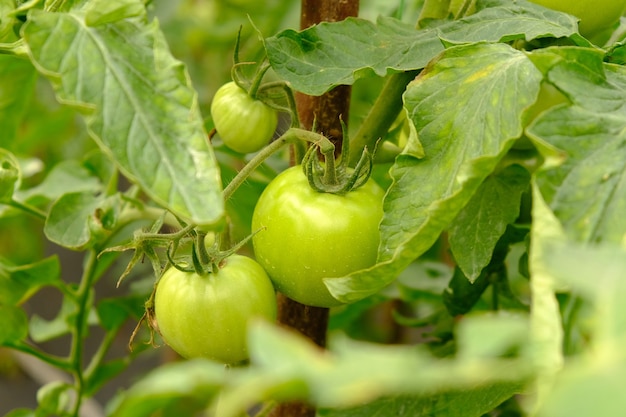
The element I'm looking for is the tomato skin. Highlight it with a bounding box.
[528,0,626,38]
[251,166,385,308]
[210,82,278,154]
[154,255,276,364]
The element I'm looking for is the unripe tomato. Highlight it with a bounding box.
[251,166,385,308]
[210,82,278,154]
[528,0,626,38]
[154,255,277,364]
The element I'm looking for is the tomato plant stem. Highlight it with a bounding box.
[348,70,419,166]
[69,249,99,417]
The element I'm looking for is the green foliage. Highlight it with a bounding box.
[23,3,223,226]
[264,0,582,95]
[1,0,626,416]
[449,165,531,282]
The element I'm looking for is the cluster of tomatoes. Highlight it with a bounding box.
[154,81,384,364]
[152,0,626,365]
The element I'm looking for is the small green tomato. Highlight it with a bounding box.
[154,255,277,364]
[210,81,278,154]
[251,166,385,308]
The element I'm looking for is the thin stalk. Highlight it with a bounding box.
[83,326,121,384]
[139,223,195,241]
[8,198,47,220]
[223,128,325,201]
[116,204,179,229]
[257,81,302,129]
[321,142,338,185]
[248,63,272,100]
[69,249,99,417]
[5,341,72,371]
[348,70,419,166]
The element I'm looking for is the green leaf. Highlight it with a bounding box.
[44,191,103,250]
[265,0,578,95]
[437,0,583,46]
[96,296,144,331]
[395,260,452,302]
[84,358,129,397]
[36,381,73,417]
[19,160,102,203]
[449,164,531,281]
[444,224,529,315]
[84,0,145,27]
[326,42,542,303]
[0,0,18,42]
[0,304,29,344]
[218,321,530,417]
[0,255,61,305]
[0,148,21,202]
[456,312,530,359]
[443,266,491,316]
[319,383,522,417]
[0,56,38,145]
[113,319,531,417]
[538,359,626,417]
[265,17,442,96]
[44,191,123,250]
[528,52,626,244]
[109,359,224,417]
[536,243,626,417]
[543,243,626,343]
[23,7,223,226]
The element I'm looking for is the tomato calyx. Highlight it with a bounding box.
[165,227,258,276]
[303,120,374,194]
[229,26,301,129]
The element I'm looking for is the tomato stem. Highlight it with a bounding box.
[69,249,99,417]
[7,198,47,220]
[257,80,302,129]
[223,128,325,201]
[348,70,418,166]
[194,230,213,273]
[4,341,72,371]
[248,62,271,100]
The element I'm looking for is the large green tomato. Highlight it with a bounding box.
[210,81,278,154]
[154,255,276,364]
[529,0,626,38]
[251,166,385,308]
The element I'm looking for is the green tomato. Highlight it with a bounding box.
[154,255,276,364]
[210,82,278,154]
[529,0,626,38]
[251,166,385,308]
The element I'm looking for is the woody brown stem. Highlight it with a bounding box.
[269,1,359,417]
